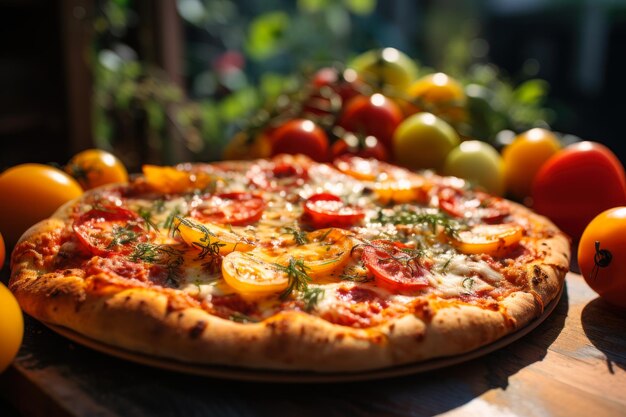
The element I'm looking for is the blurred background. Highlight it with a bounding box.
[1,0,625,171]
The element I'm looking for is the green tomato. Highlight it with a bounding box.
[350,47,418,92]
[443,141,505,196]
[392,113,460,170]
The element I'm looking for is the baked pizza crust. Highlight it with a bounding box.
[10,199,569,372]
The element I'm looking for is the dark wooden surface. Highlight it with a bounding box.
[1,272,625,417]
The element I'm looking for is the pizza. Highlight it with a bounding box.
[9,154,570,372]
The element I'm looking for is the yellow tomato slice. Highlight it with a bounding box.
[275,228,353,279]
[222,251,288,295]
[174,217,254,255]
[374,178,430,204]
[452,223,523,255]
[142,165,215,194]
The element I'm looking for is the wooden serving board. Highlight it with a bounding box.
[1,272,626,417]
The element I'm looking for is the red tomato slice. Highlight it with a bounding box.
[190,192,265,226]
[303,193,365,228]
[73,206,148,257]
[438,187,509,223]
[362,240,430,291]
[247,162,308,191]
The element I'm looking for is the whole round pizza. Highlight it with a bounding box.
[9,154,570,372]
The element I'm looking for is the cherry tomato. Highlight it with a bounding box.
[303,193,365,229]
[190,193,265,226]
[532,141,626,240]
[73,206,148,256]
[442,141,505,196]
[362,240,430,291]
[270,119,329,162]
[66,149,129,190]
[0,283,23,372]
[350,48,418,92]
[311,67,362,103]
[578,207,626,308]
[438,187,510,223]
[247,160,308,191]
[502,128,561,200]
[339,94,403,150]
[405,73,467,124]
[393,112,460,170]
[0,164,83,246]
[330,133,389,161]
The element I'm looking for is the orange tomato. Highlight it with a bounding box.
[405,73,467,124]
[0,164,83,246]
[502,128,561,200]
[66,149,128,190]
[0,282,23,372]
[578,207,626,308]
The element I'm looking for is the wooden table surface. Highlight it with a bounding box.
[1,272,625,417]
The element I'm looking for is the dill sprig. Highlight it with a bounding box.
[172,216,225,259]
[164,206,182,235]
[302,287,324,312]
[376,208,464,237]
[107,225,140,249]
[128,242,185,286]
[138,207,159,232]
[283,226,308,245]
[275,258,312,299]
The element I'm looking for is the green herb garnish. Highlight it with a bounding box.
[283,226,308,245]
[107,225,140,249]
[376,208,464,237]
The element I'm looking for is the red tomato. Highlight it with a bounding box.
[338,94,403,150]
[578,207,626,308]
[330,133,389,161]
[73,206,148,256]
[532,141,626,240]
[362,240,430,291]
[190,193,265,226]
[438,187,510,223]
[311,67,362,103]
[303,193,365,228]
[247,161,308,191]
[270,119,329,162]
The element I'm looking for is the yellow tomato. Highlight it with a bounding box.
[452,223,523,255]
[0,164,83,246]
[142,165,215,194]
[275,228,353,279]
[66,149,128,190]
[393,112,460,171]
[174,217,254,255]
[442,141,505,196]
[222,251,288,296]
[350,47,418,93]
[502,128,561,200]
[0,283,23,372]
[406,73,467,124]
